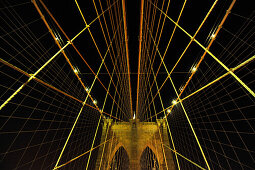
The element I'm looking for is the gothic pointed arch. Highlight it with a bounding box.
[109,146,129,170]
[140,146,160,170]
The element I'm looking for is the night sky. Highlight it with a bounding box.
[0,0,254,169]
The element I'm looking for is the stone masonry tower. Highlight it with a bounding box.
[95,118,175,170]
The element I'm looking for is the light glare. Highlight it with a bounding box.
[74,68,78,73]
[172,100,177,105]
[93,100,97,105]
[192,67,197,73]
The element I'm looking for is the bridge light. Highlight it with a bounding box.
[74,68,78,74]
[93,100,97,105]
[172,100,177,105]
[167,109,171,114]
[133,113,136,119]
[191,67,197,73]
[85,87,89,92]
[211,34,216,39]
[179,87,183,92]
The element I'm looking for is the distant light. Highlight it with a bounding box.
[191,67,197,73]
[93,100,97,105]
[55,37,59,41]
[74,68,78,74]
[211,34,216,39]
[133,113,136,119]
[85,87,89,92]
[179,86,183,92]
[167,109,171,113]
[172,100,177,105]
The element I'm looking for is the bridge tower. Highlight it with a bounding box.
[95,118,175,170]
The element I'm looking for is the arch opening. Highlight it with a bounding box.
[110,146,129,170]
[140,146,159,170]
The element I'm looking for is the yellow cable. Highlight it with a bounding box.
[163,144,206,170]
[143,62,169,169]
[136,0,145,117]
[121,0,133,117]
[150,0,254,98]
[54,138,114,169]
[54,19,121,169]
[1,0,114,111]
[146,23,211,169]
[146,48,181,169]
[35,0,127,118]
[75,0,129,118]
[98,49,122,169]
[181,55,255,103]
[157,124,169,170]
[86,44,120,169]
[145,54,255,121]
[169,76,211,170]
[142,0,219,116]
[0,40,70,111]
[93,0,130,117]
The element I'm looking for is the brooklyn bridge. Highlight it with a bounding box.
[0,0,254,169]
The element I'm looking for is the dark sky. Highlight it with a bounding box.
[0,0,255,170]
[2,0,252,118]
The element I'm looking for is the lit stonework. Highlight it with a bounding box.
[95,118,175,170]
